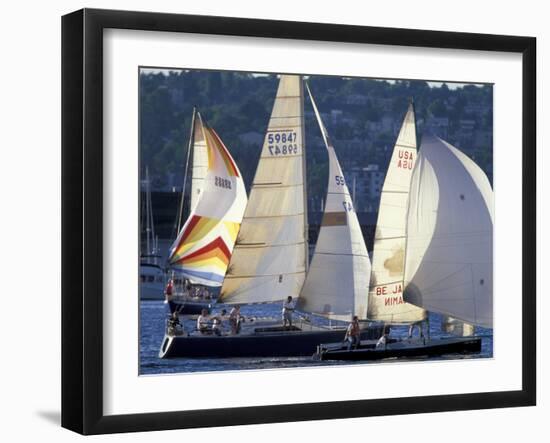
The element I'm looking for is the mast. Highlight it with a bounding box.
[219,75,307,304]
[300,79,309,271]
[145,166,153,256]
[298,84,371,320]
[403,135,493,329]
[176,106,197,233]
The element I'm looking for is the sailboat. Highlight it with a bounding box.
[159,75,381,358]
[139,167,164,300]
[316,134,492,361]
[165,110,248,314]
[366,102,427,326]
[298,84,372,321]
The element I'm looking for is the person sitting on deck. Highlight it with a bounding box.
[376,333,389,349]
[197,309,211,334]
[408,321,425,339]
[167,311,182,336]
[282,296,295,329]
[211,309,227,336]
[344,316,361,350]
[229,306,242,335]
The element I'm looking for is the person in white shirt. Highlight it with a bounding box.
[282,296,295,329]
[376,333,388,349]
[197,309,210,334]
[211,309,227,336]
[229,306,242,335]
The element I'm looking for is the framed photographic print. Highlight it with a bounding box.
[61,8,536,435]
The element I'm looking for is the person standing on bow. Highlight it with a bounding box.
[282,296,295,329]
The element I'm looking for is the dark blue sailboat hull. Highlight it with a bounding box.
[315,336,482,361]
[159,326,382,358]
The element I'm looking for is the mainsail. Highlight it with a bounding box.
[367,103,426,323]
[190,112,209,213]
[298,85,371,320]
[403,135,493,329]
[168,113,247,287]
[219,75,307,304]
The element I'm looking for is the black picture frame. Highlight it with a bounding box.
[61,8,536,435]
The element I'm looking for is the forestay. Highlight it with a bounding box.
[367,104,426,323]
[404,135,493,329]
[220,75,308,304]
[168,114,247,287]
[298,85,371,321]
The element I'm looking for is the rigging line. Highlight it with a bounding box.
[374,235,407,241]
[252,183,304,189]
[378,203,408,209]
[266,128,302,133]
[265,124,302,129]
[420,281,476,296]
[394,142,416,149]
[259,155,302,160]
[242,212,305,219]
[269,114,303,119]
[219,275,281,300]
[224,270,306,279]
[235,241,307,249]
[370,280,404,287]
[312,251,371,258]
[326,191,351,196]
[470,263,478,322]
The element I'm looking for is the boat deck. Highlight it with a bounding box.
[315,336,482,361]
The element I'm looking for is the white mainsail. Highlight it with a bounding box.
[298,85,371,321]
[168,113,247,287]
[367,103,426,323]
[220,75,307,304]
[190,113,209,212]
[403,135,493,329]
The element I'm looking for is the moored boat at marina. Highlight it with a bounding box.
[140,167,165,300]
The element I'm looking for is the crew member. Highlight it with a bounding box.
[282,296,295,329]
[165,278,176,313]
[229,305,242,335]
[197,308,211,334]
[212,309,227,336]
[344,316,361,350]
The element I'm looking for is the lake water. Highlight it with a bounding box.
[139,300,493,375]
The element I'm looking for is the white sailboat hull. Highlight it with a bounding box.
[139,264,165,300]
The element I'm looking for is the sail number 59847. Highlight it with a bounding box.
[267,131,298,156]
